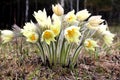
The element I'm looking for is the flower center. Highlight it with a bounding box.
[43,31,52,39]
[86,41,92,48]
[67,29,74,37]
[30,34,36,41]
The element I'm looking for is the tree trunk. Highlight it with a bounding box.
[60,0,64,8]
[17,0,20,24]
[70,0,73,10]
[25,0,29,22]
[84,0,87,9]
[77,0,79,12]
[35,0,38,10]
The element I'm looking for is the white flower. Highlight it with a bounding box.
[1,30,14,43]
[64,10,77,23]
[76,9,91,21]
[97,24,108,33]
[52,3,64,16]
[21,21,37,32]
[47,14,62,37]
[34,9,51,27]
[25,32,39,43]
[52,14,61,25]
[21,22,37,37]
[41,30,55,45]
[50,24,61,37]
[87,16,104,29]
[102,31,115,46]
[64,26,81,43]
[84,39,98,51]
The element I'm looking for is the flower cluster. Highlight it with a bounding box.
[0,3,115,68]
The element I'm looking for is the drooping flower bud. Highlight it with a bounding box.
[52,3,64,16]
[76,9,91,21]
[1,30,14,43]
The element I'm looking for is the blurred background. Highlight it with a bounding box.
[0,0,120,29]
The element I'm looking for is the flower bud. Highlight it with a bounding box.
[52,3,64,16]
[64,10,77,23]
[1,30,14,43]
[76,9,91,21]
[102,31,115,46]
[87,16,104,29]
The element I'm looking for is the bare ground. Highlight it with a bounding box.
[0,47,119,80]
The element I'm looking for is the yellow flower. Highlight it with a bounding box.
[87,16,104,29]
[84,39,98,51]
[41,30,55,45]
[52,3,64,16]
[76,9,91,21]
[26,32,39,43]
[64,10,77,23]
[102,31,115,46]
[64,26,81,43]
[1,30,14,43]
[34,9,51,27]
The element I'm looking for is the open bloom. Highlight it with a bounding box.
[87,16,104,29]
[84,39,98,51]
[1,30,14,43]
[76,9,91,21]
[64,26,81,43]
[21,21,37,33]
[50,24,61,37]
[41,30,55,45]
[25,32,39,43]
[52,3,64,16]
[34,9,51,27]
[64,10,77,23]
[102,31,115,46]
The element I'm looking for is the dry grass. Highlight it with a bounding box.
[0,27,120,80]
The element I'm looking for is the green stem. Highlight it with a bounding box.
[51,42,55,65]
[54,42,58,65]
[47,44,53,66]
[60,38,65,65]
[70,45,83,68]
[63,43,71,66]
[54,35,60,64]
[37,42,46,64]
